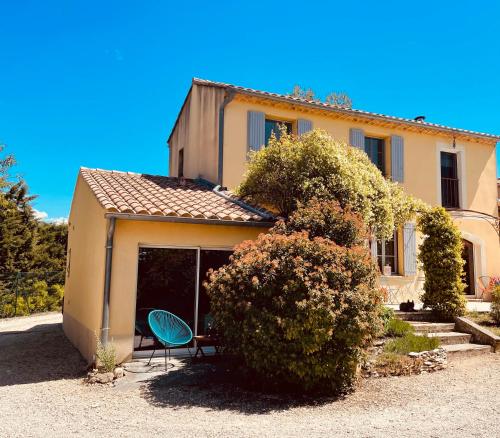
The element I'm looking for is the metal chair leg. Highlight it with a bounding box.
[147,348,156,366]
[164,347,168,371]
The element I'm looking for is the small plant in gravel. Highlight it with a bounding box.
[95,335,116,373]
[384,333,439,355]
[385,318,415,338]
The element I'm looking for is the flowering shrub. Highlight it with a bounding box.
[417,207,466,320]
[205,204,382,394]
[490,277,500,323]
[237,129,424,239]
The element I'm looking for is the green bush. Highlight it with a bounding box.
[384,333,440,354]
[206,214,382,394]
[373,352,422,376]
[491,284,500,324]
[385,318,415,337]
[417,207,466,320]
[237,129,423,239]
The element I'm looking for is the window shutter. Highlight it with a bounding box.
[370,239,378,260]
[403,222,417,276]
[297,119,313,135]
[247,111,265,151]
[349,128,365,150]
[391,135,404,182]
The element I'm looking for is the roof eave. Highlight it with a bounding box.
[104,212,274,227]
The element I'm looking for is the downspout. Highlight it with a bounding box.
[217,90,235,186]
[100,217,116,346]
[213,185,274,221]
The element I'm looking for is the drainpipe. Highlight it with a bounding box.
[100,217,116,346]
[217,90,235,186]
[212,185,274,220]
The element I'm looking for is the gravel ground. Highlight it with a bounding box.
[1,314,499,438]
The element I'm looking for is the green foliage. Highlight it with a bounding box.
[288,86,353,109]
[237,129,423,239]
[384,333,440,354]
[95,335,116,372]
[206,204,383,394]
[490,284,500,324]
[385,318,415,337]
[273,199,367,247]
[0,146,67,318]
[417,207,466,320]
[379,306,395,331]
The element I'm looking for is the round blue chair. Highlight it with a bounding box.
[147,310,193,370]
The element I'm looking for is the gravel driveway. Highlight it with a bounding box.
[1,313,499,438]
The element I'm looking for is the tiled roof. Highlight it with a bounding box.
[80,167,272,223]
[188,78,500,142]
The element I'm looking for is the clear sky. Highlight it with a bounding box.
[1,1,499,221]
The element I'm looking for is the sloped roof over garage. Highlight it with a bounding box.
[80,167,273,224]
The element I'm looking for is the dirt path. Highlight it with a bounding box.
[1,314,499,437]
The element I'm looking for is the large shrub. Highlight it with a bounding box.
[206,202,382,394]
[237,129,423,239]
[417,207,466,320]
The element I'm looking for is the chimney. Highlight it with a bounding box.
[414,115,426,122]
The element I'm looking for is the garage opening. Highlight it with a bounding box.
[134,247,232,353]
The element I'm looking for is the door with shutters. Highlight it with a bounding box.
[461,239,475,295]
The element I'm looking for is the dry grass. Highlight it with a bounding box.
[466,311,500,336]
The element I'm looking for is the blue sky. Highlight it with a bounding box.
[1,1,499,220]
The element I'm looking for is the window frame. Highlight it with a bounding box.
[264,118,293,145]
[364,136,386,176]
[372,232,399,276]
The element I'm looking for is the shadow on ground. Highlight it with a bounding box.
[140,357,340,414]
[0,322,87,387]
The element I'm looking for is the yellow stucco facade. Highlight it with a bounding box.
[65,80,499,365]
[64,174,266,363]
[169,82,499,303]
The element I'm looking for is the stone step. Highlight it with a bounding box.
[417,331,472,345]
[394,311,435,322]
[444,343,492,359]
[410,322,455,333]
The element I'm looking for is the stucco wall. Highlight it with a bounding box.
[220,96,499,299]
[169,83,226,183]
[108,220,267,363]
[63,175,108,363]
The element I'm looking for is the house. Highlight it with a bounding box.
[63,78,500,364]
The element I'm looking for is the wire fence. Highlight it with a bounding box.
[0,271,65,318]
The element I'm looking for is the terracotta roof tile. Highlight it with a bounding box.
[80,168,272,224]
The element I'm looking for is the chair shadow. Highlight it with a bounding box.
[0,322,87,387]
[140,356,340,415]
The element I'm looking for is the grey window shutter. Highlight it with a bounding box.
[391,135,404,182]
[349,128,365,150]
[370,239,378,260]
[247,111,265,151]
[297,119,313,135]
[403,222,417,276]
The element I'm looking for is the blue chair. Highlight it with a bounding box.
[147,310,193,370]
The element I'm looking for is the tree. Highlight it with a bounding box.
[288,86,353,108]
[206,201,382,393]
[417,207,466,319]
[237,129,423,239]
[325,92,352,109]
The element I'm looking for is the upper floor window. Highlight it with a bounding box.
[178,148,184,178]
[365,137,385,175]
[440,151,459,208]
[265,119,292,145]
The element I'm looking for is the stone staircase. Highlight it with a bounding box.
[395,311,492,359]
